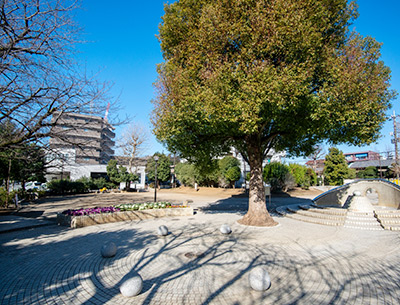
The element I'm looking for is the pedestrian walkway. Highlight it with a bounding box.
[0,208,399,304]
[0,214,54,234]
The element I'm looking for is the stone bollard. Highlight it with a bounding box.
[157,225,169,236]
[101,242,117,258]
[120,275,143,297]
[249,266,271,291]
[220,224,232,234]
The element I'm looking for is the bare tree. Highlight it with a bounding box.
[0,0,114,149]
[118,123,149,173]
[308,145,325,173]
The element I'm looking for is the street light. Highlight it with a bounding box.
[154,155,159,203]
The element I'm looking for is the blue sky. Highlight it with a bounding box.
[75,0,400,160]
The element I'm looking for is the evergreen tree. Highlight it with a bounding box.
[323,148,349,186]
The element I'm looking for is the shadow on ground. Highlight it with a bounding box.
[200,193,314,214]
[0,221,399,304]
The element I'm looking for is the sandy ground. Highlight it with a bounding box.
[10,186,323,220]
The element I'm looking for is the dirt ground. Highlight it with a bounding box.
[7,186,323,220]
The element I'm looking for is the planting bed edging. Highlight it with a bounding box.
[57,207,194,229]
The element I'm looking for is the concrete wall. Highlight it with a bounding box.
[314,179,400,209]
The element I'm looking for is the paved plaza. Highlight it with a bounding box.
[0,189,400,304]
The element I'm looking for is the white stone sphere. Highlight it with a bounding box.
[353,190,361,197]
[220,224,232,234]
[157,225,168,236]
[120,275,143,297]
[249,266,271,291]
[101,242,117,258]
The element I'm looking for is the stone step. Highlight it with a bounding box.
[276,206,289,216]
[287,206,301,213]
[347,214,376,221]
[377,219,400,225]
[307,206,348,216]
[381,224,400,231]
[295,209,347,221]
[347,211,374,217]
[374,212,400,218]
[343,225,384,231]
[344,220,382,227]
[286,213,345,226]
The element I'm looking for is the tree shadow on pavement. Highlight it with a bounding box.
[200,193,314,214]
[0,220,399,304]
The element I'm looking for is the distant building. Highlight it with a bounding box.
[46,112,115,180]
[49,112,115,165]
[306,150,388,176]
[343,151,381,163]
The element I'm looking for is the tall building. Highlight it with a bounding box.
[49,112,115,165]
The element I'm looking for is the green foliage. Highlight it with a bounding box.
[175,162,197,187]
[146,153,172,183]
[288,164,317,188]
[47,179,87,195]
[263,162,292,191]
[347,168,357,179]
[153,1,395,222]
[323,148,349,186]
[106,160,138,187]
[91,177,112,189]
[218,156,241,187]
[175,156,241,188]
[357,166,378,179]
[225,167,241,185]
[153,0,394,164]
[0,188,20,207]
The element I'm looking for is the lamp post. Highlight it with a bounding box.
[154,155,159,203]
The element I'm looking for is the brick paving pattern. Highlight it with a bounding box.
[1,210,400,304]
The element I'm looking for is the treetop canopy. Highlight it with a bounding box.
[152,0,395,162]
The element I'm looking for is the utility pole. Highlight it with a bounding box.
[391,111,399,180]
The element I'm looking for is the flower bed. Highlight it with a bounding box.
[57,202,193,229]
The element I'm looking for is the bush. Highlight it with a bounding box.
[288,164,317,189]
[263,162,293,192]
[47,179,88,195]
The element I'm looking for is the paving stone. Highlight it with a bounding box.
[0,207,400,304]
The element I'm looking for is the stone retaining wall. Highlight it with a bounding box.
[57,207,194,229]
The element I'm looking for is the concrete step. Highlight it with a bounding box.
[375,212,400,218]
[347,211,374,217]
[377,219,400,225]
[344,220,383,227]
[276,206,289,216]
[343,225,384,231]
[295,209,347,221]
[308,206,348,216]
[381,223,400,231]
[286,213,345,226]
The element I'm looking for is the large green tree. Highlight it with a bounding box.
[152,0,395,226]
[323,147,349,185]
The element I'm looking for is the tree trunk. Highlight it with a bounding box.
[238,139,278,227]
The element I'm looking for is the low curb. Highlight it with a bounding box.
[57,207,194,229]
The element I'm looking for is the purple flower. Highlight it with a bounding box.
[62,206,120,216]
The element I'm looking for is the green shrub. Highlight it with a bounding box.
[47,179,88,195]
[263,162,292,192]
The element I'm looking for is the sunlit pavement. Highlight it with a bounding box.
[0,194,399,304]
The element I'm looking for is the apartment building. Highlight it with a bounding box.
[49,112,115,165]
